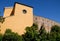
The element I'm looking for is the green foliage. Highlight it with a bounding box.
[0,23,60,41]
[22,23,40,41]
[50,25,60,41]
[0,34,3,41]
[5,29,12,33]
[38,24,60,41]
[39,24,48,41]
[2,29,23,41]
[0,16,5,23]
[51,25,60,33]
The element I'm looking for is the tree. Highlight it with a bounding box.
[51,25,60,33]
[39,24,48,41]
[0,23,60,41]
[0,34,3,41]
[2,29,23,41]
[0,16,5,23]
[22,23,40,41]
[50,25,60,41]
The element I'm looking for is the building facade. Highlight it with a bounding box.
[0,2,60,35]
[0,2,33,35]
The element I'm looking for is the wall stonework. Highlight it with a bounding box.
[33,16,60,32]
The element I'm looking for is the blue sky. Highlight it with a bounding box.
[0,0,60,23]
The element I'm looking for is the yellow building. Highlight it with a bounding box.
[0,2,60,35]
[0,2,33,35]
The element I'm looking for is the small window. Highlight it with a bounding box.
[23,9,27,14]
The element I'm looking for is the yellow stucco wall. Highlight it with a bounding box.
[3,7,13,17]
[1,3,33,35]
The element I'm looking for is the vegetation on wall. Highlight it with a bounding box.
[0,23,60,41]
[0,16,5,23]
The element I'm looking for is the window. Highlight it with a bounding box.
[23,9,27,14]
